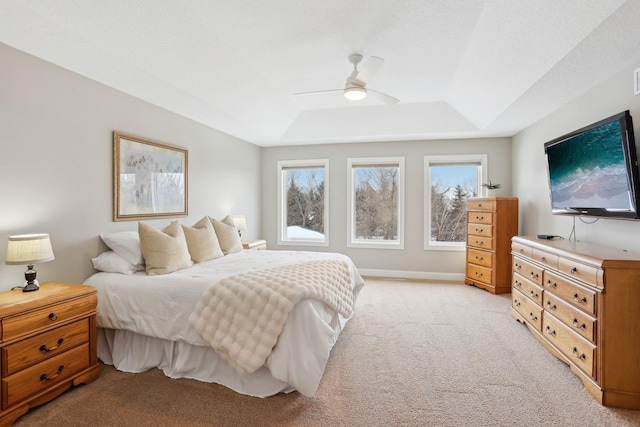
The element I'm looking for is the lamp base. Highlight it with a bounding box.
[22,280,40,292]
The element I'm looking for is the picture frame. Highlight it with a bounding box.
[113,131,188,221]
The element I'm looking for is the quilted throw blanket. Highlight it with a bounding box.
[188,259,354,374]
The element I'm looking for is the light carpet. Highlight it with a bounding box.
[15,279,640,426]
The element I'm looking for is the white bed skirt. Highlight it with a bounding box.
[97,327,295,397]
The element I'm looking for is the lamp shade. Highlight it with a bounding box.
[232,215,247,231]
[6,234,55,265]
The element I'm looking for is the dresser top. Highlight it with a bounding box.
[513,236,640,267]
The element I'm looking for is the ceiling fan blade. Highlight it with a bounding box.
[355,56,384,85]
[292,89,343,97]
[368,89,399,105]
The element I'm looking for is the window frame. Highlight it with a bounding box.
[277,159,329,247]
[347,156,405,249]
[424,154,487,251]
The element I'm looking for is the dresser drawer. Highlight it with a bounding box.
[467,264,492,285]
[532,248,559,270]
[467,248,492,268]
[467,211,493,225]
[468,235,493,250]
[512,241,533,258]
[467,223,492,238]
[542,314,596,378]
[2,294,97,342]
[558,257,602,288]
[512,273,543,306]
[2,319,89,377]
[543,293,596,343]
[467,199,496,211]
[513,289,542,331]
[543,270,596,316]
[2,343,90,408]
[513,257,543,286]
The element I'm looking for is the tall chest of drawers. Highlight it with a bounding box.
[511,236,640,410]
[465,197,518,294]
[0,282,99,425]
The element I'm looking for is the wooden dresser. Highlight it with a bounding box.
[465,197,518,294]
[0,282,99,425]
[511,236,640,410]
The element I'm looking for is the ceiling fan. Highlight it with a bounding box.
[293,54,399,105]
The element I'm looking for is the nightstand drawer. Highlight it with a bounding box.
[2,319,89,376]
[2,343,90,408]
[2,294,97,342]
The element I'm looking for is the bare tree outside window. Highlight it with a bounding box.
[429,163,479,243]
[282,167,326,241]
[352,164,400,242]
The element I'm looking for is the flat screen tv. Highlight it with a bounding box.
[543,110,640,220]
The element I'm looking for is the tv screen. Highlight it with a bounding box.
[543,111,640,219]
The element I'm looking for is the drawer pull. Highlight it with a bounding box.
[546,280,557,288]
[545,326,556,336]
[529,313,538,321]
[514,263,521,270]
[529,272,539,279]
[475,228,483,233]
[546,301,557,310]
[48,312,58,321]
[40,365,64,381]
[475,272,483,277]
[475,256,483,261]
[529,290,539,299]
[573,293,588,304]
[541,256,546,262]
[570,267,578,274]
[40,338,64,353]
[513,299,521,307]
[475,241,483,245]
[475,216,483,220]
[514,280,522,288]
[572,347,587,361]
[572,319,586,330]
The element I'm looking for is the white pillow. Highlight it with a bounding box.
[138,221,194,275]
[210,216,243,255]
[100,231,144,266]
[182,217,224,263]
[92,251,144,275]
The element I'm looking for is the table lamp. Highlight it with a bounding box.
[6,233,55,292]
[232,215,247,237]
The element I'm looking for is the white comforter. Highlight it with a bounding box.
[83,250,364,396]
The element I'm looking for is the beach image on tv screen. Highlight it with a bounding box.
[547,120,632,210]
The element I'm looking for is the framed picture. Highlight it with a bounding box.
[113,131,188,221]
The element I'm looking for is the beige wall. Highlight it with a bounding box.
[513,61,640,253]
[0,43,262,291]
[261,138,512,279]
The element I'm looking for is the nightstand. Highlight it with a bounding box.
[242,239,267,250]
[0,282,99,425]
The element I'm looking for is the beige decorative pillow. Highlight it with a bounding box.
[210,216,243,255]
[182,217,224,263]
[138,221,193,275]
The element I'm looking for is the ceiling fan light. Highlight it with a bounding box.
[344,86,367,101]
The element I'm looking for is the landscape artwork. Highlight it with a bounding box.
[113,132,188,221]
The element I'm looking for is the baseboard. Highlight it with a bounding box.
[358,269,465,282]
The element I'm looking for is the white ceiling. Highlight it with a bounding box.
[2,1,640,147]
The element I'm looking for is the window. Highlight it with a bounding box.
[277,159,329,246]
[424,154,487,250]
[347,157,404,249]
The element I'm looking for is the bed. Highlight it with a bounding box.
[83,227,364,398]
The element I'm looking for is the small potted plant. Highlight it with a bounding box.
[482,180,500,197]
